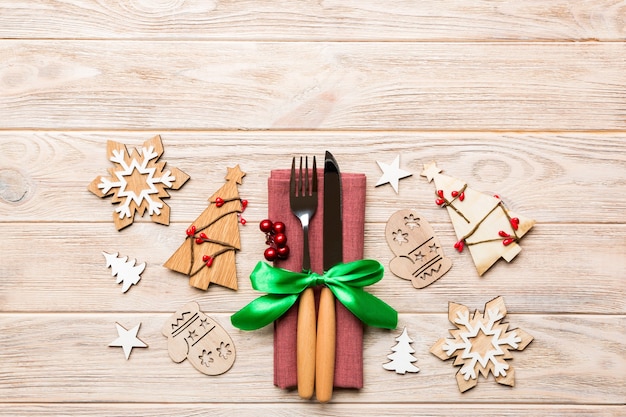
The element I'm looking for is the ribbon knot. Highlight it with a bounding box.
[231,259,398,331]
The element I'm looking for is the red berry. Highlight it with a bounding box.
[272,221,286,234]
[459,192,465,201]
[437,190,444,198]
[436,198,445,206]
[274,233,287,247]
[199,232,208,240]
[259,219,273,233]
[498,230,510,237]
[202,255,210,262]
[503,238,515,246]
[264,247,277,261]
[215,197,224,207]
[240,217,247,225]
[510,217,520,230]
[277,245,290,259]
[451,190,459,198]
[205,256,214,267]
[453,240,465,252]
[195,237,203,244]
[186,225,196,236]
[241,199,248,210]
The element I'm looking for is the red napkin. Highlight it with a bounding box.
[268,169,366,389]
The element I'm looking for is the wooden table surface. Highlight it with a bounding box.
[1,1,624,416]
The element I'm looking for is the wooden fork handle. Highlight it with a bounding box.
[315,287,336,403]
[296,287,316,399]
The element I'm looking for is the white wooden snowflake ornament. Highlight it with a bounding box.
[375,155,412,193]
[383,327,420,375]
[430,296,533,392]
[102,252,146,293]
[88,135,190,230]
[109,322,148,360]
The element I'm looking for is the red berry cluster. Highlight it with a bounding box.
[259,219,289,261]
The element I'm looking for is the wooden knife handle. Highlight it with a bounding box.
[296,287,316,399]
[315,287,336,403]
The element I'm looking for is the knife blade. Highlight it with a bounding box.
[316,151,342,402]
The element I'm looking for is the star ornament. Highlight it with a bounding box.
[109,322,148,360]
[375,155,412,193]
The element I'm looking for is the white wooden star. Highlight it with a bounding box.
[109,322,148,360]
[376,155,412,193]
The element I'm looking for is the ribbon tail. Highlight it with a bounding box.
[330,285,398,330]
[231,294,298,331]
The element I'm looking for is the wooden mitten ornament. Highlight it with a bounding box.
[430,296,533,392]
[421,162,535,276]
[385,209,452,288]
[162,302,236,376]
[88,135,189,231]
[164,165,246,291]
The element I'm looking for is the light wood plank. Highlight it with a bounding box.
[0,222,624,314]
[1,132,625,223]
[0,313,623,404]
[0,404,623,417]
[1,1,624,41]
[1,42,624,130]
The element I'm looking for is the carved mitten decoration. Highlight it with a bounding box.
[385,209,452,288]
[162,302,236,375]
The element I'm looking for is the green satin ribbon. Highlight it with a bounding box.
[231,259,398,331]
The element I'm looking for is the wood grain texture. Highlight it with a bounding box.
[0,313,623,404]
[1,42,624,130]
[1,1,624,41]
[1,0,624,414]
[1,132,624,223]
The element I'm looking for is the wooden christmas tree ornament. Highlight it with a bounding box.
[88,135,190,231]
[102,251,146,293]
[383,327,420,374]
[430,296,533,393]
[385,209,452,288]
[162,302,236,376]
[164,165,246,291]
[421,162,535,276]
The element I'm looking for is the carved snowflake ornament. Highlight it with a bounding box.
[88,135,189,230]
[430,296,533,392]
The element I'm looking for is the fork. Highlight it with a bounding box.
[290,156,318,400]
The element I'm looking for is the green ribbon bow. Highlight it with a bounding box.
[231,259,398,331]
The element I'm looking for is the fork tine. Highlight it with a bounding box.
[290,157,296,197]
[299,156,304,196]
[311,156,317,194]
[304,156,310,196]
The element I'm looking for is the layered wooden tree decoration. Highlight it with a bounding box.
[421,162,535,276]
[385,209,452,288]
[383,327,420,375]
[88,135,190,230]
[162,302,236,376]
[430,296,533,393]
[164,165,246,291]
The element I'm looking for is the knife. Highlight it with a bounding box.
[316,151,342,402]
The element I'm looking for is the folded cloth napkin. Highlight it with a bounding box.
[268,169,366,389]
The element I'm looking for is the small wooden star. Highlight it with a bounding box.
[376,155,412,193]
[109,322,148,360]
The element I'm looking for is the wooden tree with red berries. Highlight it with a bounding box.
[421,162,534,276]
[164,165,247,290]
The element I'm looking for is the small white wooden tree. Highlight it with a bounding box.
[103,252,146,293]
[383,327,420,374]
